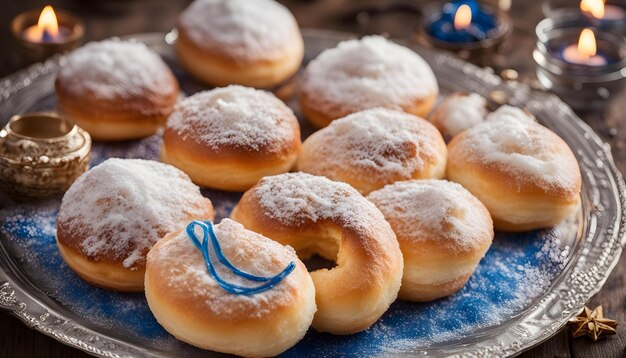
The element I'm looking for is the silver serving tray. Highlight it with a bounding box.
[0,30,624,357]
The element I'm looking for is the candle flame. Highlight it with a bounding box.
[580,0,605,19]
[37,5,59,37]
[578,28,598,58]
[454,4,472,30]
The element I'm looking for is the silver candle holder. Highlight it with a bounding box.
[417,0,511,66]
[533,13,626,111]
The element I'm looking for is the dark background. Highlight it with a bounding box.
[0,0,625,357]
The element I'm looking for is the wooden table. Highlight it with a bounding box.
[0,0,624,357]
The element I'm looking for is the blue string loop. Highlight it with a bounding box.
[185,220,295,295]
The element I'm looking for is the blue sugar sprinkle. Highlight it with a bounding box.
[185,220,295,295]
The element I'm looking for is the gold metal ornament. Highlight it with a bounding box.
[569,305,618,341]
[0,112,91,198]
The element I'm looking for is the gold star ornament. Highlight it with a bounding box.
[569,305,618,341]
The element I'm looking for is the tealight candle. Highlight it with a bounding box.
[11,5,84,64]
[534,13,626,110]
[21,5,72,43]
[581,0,626,22]
[419,0,511,64]
[561,28,608,66]
[543,0,626,34]
[427,1,498,43]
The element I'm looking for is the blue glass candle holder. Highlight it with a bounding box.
[419,0,511,60]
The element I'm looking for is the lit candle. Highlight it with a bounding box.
[427,0,499,43]
[581,0,626,22]
[562,28,607,66]
[21,5,71,43]
[11,5,83,63]
[534,13,626,111]
[455,5,472,30]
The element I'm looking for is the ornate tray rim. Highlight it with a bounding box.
[0,29,624,357]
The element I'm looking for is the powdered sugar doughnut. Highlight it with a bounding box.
[428,92,488,141]
[297,108,447,194]
[162,85,301,191]
[176,0,303,87]
[230,172,403,334]
[300,35,438,128]
[55,39,179,141]
[368,180,493,302]
[56,158,213,291]
[447,106,582,231]
[145,219,315,357]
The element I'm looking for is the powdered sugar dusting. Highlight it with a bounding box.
[57,158,211,268]
[368,180,492,252]
[150,219,301,317]
[429,92,487,140]
[166,85,298,152]
[254,172,387,231]
[57,39,175,100]
[291,220,573,355]
[178,0,299,62]
[299,108,445,188]
[301,35,438,115]
[486,105,536,124]
[457,105,580,191]
[0,181,577,355]
[0,202,177,340]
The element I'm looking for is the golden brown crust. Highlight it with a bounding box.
[448,131,581,199]
[161,87,301,191]
[397,236,490,301]
[296,109,447,194]
[144,220,317,357]
[56,239,146,292]
[56,201,214,268]
[398,272,473,302]
[300,91,437,128]
[367,179,493,302]
[388,217,492,260]
[162,115,300,161]
[55,70,179,141]
[230,174,403,334]
[146,229,312,323]
[232,196,394,281]
[403,94,438,120]
[175,27,303,88]
[55,159,214,293]
[299,35,438,128]
[447,129,582,231]
[161,144,298,191]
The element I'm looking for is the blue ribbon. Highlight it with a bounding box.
[185,220,295,295]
